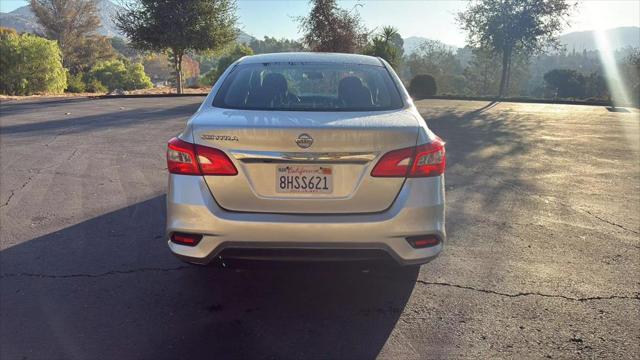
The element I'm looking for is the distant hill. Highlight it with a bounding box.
[403,36,457,54]
[1,0,122,37]
[559,27,640,51]
[0,0,255,43]
[402,27,640,55]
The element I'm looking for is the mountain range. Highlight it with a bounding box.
[1,0,638,53]
[399,27,640,54]
[0,0,254,43]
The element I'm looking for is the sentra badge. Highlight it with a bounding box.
[201,134,239,142]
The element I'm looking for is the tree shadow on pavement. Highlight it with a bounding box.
[419,102,537,241]
[0,196,418,360]
[0,101,200,137]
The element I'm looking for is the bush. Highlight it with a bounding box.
[409,74,437,99]
[0,31,66,95]
[89,59,152,91]
[66,73,86,93]
[90,59,127,91]
[124,62,153,90]
[200,43,253,86]
[85,78,107,93]
[543,69,585,98]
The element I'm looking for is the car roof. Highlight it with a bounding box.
[238,52,384,66]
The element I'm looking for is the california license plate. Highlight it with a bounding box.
[276,165,333,193]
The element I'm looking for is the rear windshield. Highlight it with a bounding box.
[212,62,404,111]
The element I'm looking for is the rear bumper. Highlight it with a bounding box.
[166,174,445,266]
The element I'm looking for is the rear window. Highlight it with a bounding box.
[212,62,404,111]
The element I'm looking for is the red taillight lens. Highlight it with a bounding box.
[167,137,199,175]
[167,137,237,176]
[170,232,202,246]
[371,138,445,178]
[196,146,238,176]
[370,147,414,177]
[409,138,446,177]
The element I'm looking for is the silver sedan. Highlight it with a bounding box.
[166,52,445,266]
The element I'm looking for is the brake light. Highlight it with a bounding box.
[167,137,237,176]
[196,146,238,175]
[409,138,446,177]
[167,137,199,175]
[371,138,445,178]
[370,147,414,177]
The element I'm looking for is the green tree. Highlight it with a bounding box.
[89,59,152,91]
[405,40,463,94]
[115,0,238,94]
[66,72,86,92]
[89,59,127,90]
[30,0,115,74]
[0,31,66,95]
[463,47,501,96]
[409,74,437,99]
[143,53,173,84]
[543,69,585,98]
[125,62,154,90]
[364,26,402,69]
[110,37,142,60]
[248,36,304,54]
[583,71,608,99]
[70,35,118,73]
[621,48,640,105]
[201,43,253,86]
[458,0,574,97]
[298,0,367,53]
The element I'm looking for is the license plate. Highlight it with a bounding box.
[276,165,333,193]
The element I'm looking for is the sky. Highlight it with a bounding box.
[1,0,639,47]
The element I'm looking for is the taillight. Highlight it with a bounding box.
[167,137,199,175]
[167,137,237,176]
[371,138,445,178]
[408,138,446,177]
[196,146,238,175]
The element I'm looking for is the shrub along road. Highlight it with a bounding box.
[0,97,638,359]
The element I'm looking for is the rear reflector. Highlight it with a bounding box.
[406,235,440,249]
[167,137,237,176]
[371,137,445,178]
[170,232,203,246]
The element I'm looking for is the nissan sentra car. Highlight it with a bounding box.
[166,52,445,266]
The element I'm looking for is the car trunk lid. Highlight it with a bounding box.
[191,108,420,214]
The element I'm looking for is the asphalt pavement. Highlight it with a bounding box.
[0,97,638,359]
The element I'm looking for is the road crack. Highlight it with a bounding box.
[492,178,640,235]
[0,172,37,208]
[579,209,639,235]
[415,280,640,302]
[1,163,63,209]
[0,266,193,279]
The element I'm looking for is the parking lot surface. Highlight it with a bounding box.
[1,97,638,359]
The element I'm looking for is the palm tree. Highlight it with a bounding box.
[381,26,399,45]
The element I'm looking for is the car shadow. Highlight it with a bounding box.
[0,195,418,360]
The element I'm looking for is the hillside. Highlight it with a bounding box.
[558,27,640,51]
[1,0,122,37]
[0,0,255,42]
[403,36,457,54]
